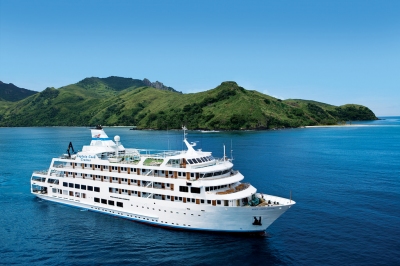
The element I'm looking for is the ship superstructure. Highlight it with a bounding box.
[31,126,295,233]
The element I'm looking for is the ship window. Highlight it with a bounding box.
[191,198,195,203]
[108,200,115,206]
[204,173,213,178]
[167,196,170,199]
[82,193,86,199]
[179,186,188,192]
[187,159,193,164]
[117,202,123,207]
[205,187,209,191]
[201,199,204,203]
[63,182,67,187]
[94,197,100,203]
[217,200,221,205]
[192,158,198,163]
[87,186,93,191]
[52,188,57,193]
[75,184,80,189]
[94,187,100,192]
[69,183,73,188]
[179,197,182,201]
[101,199,107,204]
[191,187,200,194]
[191,173,194,177]
[207,200,211,204]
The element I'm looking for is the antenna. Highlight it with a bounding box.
[223,144,226,162]
[167,123,170,150]
[182,125,187,140]
[230,139,234,161]
[182,125,187,150]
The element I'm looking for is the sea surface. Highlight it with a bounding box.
[0,118,399,265]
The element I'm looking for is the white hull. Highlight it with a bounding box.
[33,191,293,233]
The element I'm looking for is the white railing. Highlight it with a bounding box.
[33,170,48,175]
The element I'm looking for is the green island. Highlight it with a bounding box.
[0,76,377,129]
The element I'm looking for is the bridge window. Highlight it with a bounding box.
[191,187,200,194]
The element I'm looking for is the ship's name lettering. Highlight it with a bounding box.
[77,155,96,161]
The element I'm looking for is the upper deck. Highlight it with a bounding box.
[62,126,231,171]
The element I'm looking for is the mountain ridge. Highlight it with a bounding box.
[0,77,377,129]
[0,81,38,102]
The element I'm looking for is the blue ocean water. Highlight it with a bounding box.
[0,118,399,265]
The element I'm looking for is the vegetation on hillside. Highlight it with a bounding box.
[0,81,38,102]
[0,77,377,129]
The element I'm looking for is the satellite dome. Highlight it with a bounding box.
[114,135,120,142]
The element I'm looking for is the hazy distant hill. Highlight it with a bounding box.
[0,77,377,128]
[0,81,38,101]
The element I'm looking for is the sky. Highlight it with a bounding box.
[0,0,399,116]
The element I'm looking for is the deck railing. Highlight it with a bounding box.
[216,183,250,195]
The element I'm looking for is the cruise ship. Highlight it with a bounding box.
[31,126,295,234]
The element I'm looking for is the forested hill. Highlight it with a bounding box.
[0,81,38,101]
[0,77,377,129]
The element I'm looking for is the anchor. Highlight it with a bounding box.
[252,216,262,226]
